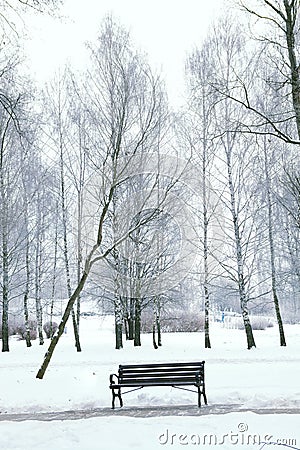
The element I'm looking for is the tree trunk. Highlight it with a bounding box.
[134,297,141,347]
[35,196,44,346]
[284,0,300,138]
[204,285,211,349]
[128,298,135,340]
[152,324,158,349]
[0,142,9,352]
[203,164,211,349]
[49,205,58,339]
[226,143,256,349]
[60,134,81,352]
[24,233,32,348]
[114,296,123,349]
[124,300,135,341]
[1,193,9,352]
[263,140,286,346]
[36,270,89,379]
[152,295,162,349]
[76,188,83,333]
[1,262,9,352]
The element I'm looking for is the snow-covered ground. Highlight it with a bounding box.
[1,316,300,449]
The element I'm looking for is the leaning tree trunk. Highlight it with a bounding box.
[36,270,89,379]
[36,181,116,379]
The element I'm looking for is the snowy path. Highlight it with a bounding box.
[1,404,300,422]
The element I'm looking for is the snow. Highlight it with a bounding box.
[1,316,300,449]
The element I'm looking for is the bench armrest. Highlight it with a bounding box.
[109,373,119,386]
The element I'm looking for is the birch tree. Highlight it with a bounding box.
[0,54,40,351]
[36,16,168,378]
[43,72,82,351]
[209,16,257,349]
[185,39,221,349]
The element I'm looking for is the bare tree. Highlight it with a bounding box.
[43,71,82,351]
[0,0,62,37]
[239,0,300,140]
[209,16,257,349]
[36,16,168,378]
[185,38,221,349]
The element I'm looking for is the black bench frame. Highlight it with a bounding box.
[109,361,207,409]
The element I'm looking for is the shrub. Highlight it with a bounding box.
[43,321,58,338]
[251,317,274,330]
[142,309,204,333]
[16,320,37,340]
[234,316,274,331]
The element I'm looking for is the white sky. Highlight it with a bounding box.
[24,0,225,107]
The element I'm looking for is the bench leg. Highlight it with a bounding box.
[112,388,123,409]
[197,386,208,407]
[203,389,208,405]
[197,386,201,407]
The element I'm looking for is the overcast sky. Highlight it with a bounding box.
[24,0,225,107]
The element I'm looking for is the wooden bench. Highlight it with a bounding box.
[109,361,207,409]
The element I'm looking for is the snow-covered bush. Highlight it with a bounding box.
[15,320,37,340]
[142,309,204,333]
[43,321,58,338]
[251,317,274,330]
[235,316,274,330]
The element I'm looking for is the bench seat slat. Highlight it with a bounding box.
[120,377,199,384]
[112,380,199,387]
[120,371,203,379]
[120,362,204,370]
[120,368,204,375]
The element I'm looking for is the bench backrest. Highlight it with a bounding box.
[118,361,205,386]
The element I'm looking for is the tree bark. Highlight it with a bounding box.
[134,297,141,347]
[203,151,211,349]
[1,194,9,352]
[23,231,32,348]
[263,139,286,346]
[59,111,81,353]
[36,270,89,379]
[283,0,300,138]
[226,141,256,349]
[114,296,123,349]
[35,194,44,345]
